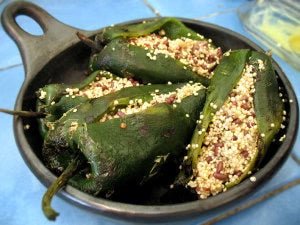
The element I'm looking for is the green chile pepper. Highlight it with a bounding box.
[36,70,122,137]
[188,49,251,166]
[186,50,283,188]
[41,82,206,219]
[97,17,206,44]
[251,51,284,160]
[90,38,210,85]
[89,18,219,86]
[38,70,103,107]
[42,83,206,192]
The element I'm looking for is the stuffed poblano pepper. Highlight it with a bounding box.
[36,70,140,137]
[40,79,206,219]
[182,50,284,199]
[86,18,222,86]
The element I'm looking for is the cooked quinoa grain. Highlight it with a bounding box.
[24,124,30,130]
[65,71,139,99]
[129,33,222,78]
[188,64,259,199]
[39,90,47,100]
[100,83,205,122]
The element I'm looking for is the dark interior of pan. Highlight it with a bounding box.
[13,17,298,220]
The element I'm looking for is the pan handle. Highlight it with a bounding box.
[1,1,91,79]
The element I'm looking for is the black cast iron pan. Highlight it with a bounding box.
[1,1,299,222]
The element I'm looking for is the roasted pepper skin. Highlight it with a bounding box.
[251,51,283,163]
[90,38,209,86]
[89,17,215,86]
[97,18,206,44]
[38,70,102,108]
[42,83,206,195]
[36,71,120,137]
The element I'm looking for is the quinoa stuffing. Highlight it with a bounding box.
[129,33,222,78]
[188,64,259,199]
[65,71,140,99]
[100,83,205,122]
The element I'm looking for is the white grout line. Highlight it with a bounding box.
[202,177,300,225]
[291,153,300,165]
[142,0,161,17]
[194,8,237,20]
[0,63,23,72]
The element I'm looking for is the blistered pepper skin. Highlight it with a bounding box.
[251,51,283,163]
[90,39,209,86]
[89,17,216,86]
[97,18,206,44]
[36,71,120,137]
[42,83,206,195]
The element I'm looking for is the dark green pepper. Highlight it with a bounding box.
[43,83,206,192]
[185,50,283,191]
[188,49,251,166]
[251,51,284,161]
[37,70,130,137]
[88,18,221,86]
[97,17,207,44]
[90,38,210,85]
[41,82,206,219]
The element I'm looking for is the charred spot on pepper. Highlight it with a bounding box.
[139,124,150,136]
[161,128,176,138]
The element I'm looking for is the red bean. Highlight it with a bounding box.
[240,149,249,158]
[216,161,223,173]
[102,85,109,91]
[117,111,126,118]
[206,156,213,163]
[241,102,251,110]
[213,172,228,181]
[207,55,216,63]
[215,142,224,148]
[233,118,242,124]
[165,94,177,104]
[234,170,243,177]
[203,187,211,192]
[213,146,219,156]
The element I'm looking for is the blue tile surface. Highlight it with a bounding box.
[146,0,247,18]
[0,0,154,69]
[0,0,299,225]
[219,184,300,225]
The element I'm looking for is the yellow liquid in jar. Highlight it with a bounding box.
[289,33,300,54]
[241,2,300,70]
[259,10,300,55]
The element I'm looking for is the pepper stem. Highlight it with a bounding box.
[76,32,101,51]
[0,108,46,117]
[42,159,79,221]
